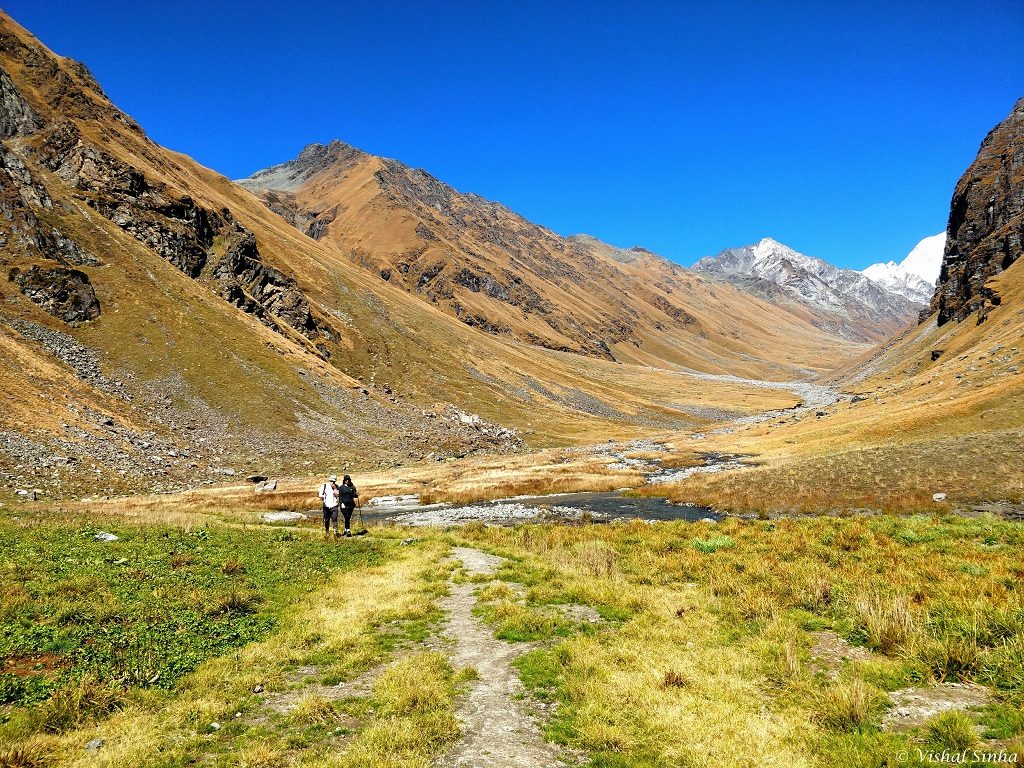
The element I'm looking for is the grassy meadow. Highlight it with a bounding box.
[458,515,1024,766]
[2,503,1023,767]
[0,514,460,767]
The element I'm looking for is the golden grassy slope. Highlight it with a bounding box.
[646,257,1024,513]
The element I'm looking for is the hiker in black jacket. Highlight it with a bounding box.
[339,475,359,537]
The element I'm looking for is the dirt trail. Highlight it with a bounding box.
[436,547,567,768]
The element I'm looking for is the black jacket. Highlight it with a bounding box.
[339,484,358,509]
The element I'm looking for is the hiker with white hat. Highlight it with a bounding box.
[318,474,341,538]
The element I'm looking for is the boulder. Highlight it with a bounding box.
[933,493,947,503]
[261,510,305,523]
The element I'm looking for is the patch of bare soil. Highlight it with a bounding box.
[259,662,388,716]
[436,547,571,768]
[808,630,875,679]
[548,603,603,625]
[882,683,993,730]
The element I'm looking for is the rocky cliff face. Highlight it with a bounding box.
[930,98,1024,325]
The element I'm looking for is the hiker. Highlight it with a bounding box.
[318,474,341,537]
[339,474,359,537]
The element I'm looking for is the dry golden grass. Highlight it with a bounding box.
[640,429,1024,514]
[418,472,636,505]
[458,512,1024,767]
[458,522,818,767]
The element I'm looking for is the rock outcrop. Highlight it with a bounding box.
[11,264,99,322]
[214,224,322,339]
[931,98,1024,325]
[25,121,331,343]
[0,66,39,138]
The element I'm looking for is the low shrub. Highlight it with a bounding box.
[812,679,887,732]
[855,594,917,654]
[925,711,979,753]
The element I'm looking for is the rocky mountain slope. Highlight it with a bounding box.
[861,233,944,304]
[930,97,1024,326]
[0,10,858,498]
[692,237,924,342]
[236,141,864,374]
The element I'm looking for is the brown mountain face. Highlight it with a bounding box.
[931,97,1024,325]
[0,10,857,497]
[237,141,865,375]
[0,14,531,494]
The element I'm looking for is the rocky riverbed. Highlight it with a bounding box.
[356,440,733,527]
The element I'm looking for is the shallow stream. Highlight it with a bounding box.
[358,448,745,527]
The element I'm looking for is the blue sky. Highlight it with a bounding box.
[7,1,1022,268]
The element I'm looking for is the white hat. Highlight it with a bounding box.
[328,474,337,482]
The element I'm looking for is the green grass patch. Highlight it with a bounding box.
[977,701,1024,740]
[691,535,735,554]
[924,710,979,752]
[0,518,383,711]
[474,600,572,642]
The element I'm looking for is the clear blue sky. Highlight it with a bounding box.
[6,1,1022,268]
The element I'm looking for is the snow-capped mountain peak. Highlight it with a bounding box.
[692,237,924,343]
[860,233,945,304]
[751,237,809,265]
[901,233,945,282]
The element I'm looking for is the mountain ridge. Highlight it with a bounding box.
[692,237,924,342]
[237,141,866,374]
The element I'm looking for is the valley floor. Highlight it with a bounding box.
[2,510,1023,767]
[3,359,1023,767]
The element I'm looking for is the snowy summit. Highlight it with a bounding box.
[692,237,924,342]
[861,233,945,304]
